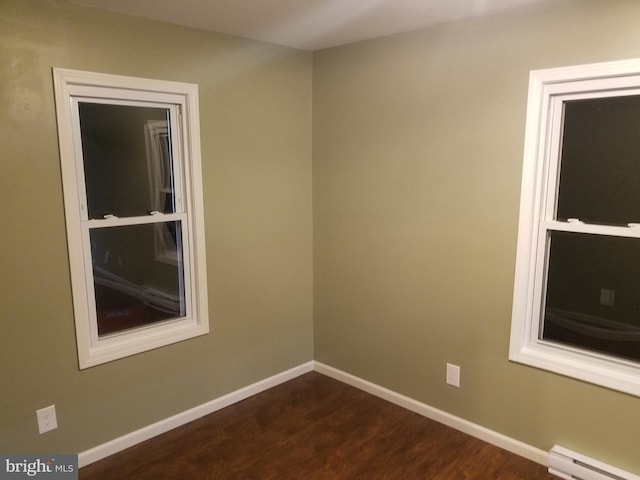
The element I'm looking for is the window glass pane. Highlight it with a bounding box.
[543,231,640,362]
[556,95,640,226]
[91,222,185,337]
[79,102,175,219]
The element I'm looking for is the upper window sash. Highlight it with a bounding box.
[70,98,185,222]
[542,89,640,229]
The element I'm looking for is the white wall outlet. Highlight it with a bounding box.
[36,405,58,434]
[446,363,461,388]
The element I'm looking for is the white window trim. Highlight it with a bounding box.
[53,68,209,368]
[509,57,640,396]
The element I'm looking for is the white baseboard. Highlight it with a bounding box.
[313,361,548,466]
[78,361,314,467]
[79,360,548,469]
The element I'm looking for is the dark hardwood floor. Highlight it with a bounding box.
[80,372,557,479]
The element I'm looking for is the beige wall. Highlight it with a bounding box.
[0,0,313,454]
[313,0,640,473]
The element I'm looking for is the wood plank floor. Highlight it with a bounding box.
[80,372,557,479]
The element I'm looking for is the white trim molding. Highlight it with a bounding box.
[313,362,548,466]
[78,361,547,468]
[78,362,314,467]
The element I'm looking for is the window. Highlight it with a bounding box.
[510,58,640,396]
[53,69,209,368]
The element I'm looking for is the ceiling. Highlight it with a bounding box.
[72,0,550,51]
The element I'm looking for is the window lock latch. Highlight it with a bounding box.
[567,218,583,224]
[103,214,118,219]
[628,223,640,228]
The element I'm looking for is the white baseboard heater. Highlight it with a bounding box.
[548,445,640,480]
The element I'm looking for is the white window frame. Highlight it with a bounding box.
[53,68,209,369]
[510,58,640,396]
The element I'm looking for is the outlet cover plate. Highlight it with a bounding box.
[446,363,461,387]
[36,405,58,434]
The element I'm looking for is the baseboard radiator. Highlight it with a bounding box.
[548,445,640,480]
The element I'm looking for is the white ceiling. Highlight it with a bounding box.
[72,0,550,51]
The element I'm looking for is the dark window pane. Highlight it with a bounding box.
[556,95,640,225]
[79,102,175,219]
[90,222,185,337]
[543,231,640,361]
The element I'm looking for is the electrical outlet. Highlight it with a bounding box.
[36,405,58,434]
[446,363,461,388]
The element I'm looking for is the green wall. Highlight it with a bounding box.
[3,0,640,473]
[0,0,313,454]
[313,0,640,473]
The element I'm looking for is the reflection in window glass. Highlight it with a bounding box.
[91,222,185,336]
[543,231,640,362]
[79,103,175,219]
[556,95,640,226]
